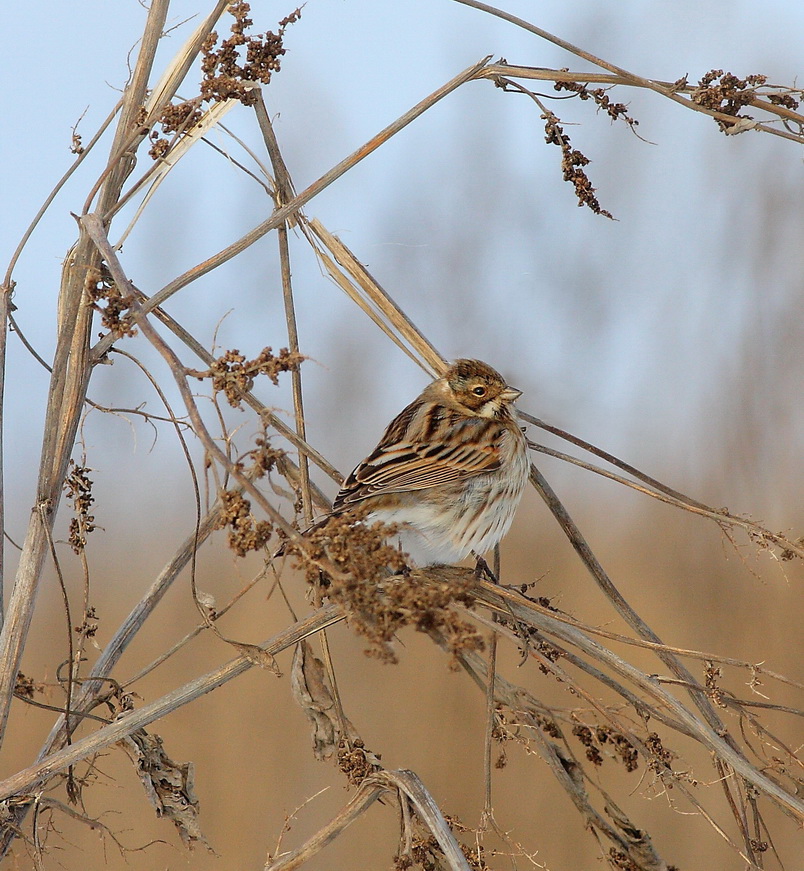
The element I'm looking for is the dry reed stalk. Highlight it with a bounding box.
[0,0,171,745]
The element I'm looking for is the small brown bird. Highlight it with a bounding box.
[331,359,529,565]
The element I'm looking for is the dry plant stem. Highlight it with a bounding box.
[38,509,76,739]
[479,602,803,693]
[123,563,269,689]
[0,605,345,802]
[253,94,310,522]
[81,2,231,218]
[471,578,804,820]
[40,481,248,751]
[109,97,232,233]
[442,629,754,868]
[523,450,801,771]
[89,55,493,361]
[392,769,473,871]
[481,545,501,830]
[478,64,804,143]
[264,777,385,871]
[265,769,472,871]
[481,631,497,822]
[0,286,6,619]
[301,229,431,373]
[522,415,707,511]
[253,95,295,214]
[142,0,232,121]
[0,0,169,746]
[521,411,804,560]
[80,2,170,215]
[166,298,336,488]
[529,439,804,560]
[459,1,804,144]
[430,631,642,859]
[528,465,732,728]
[200,133,274,196]
[482,64,804,127]
[253,97,352,742]
[304,219,445,377]
[468,608,690,735]
[0,474,265,858]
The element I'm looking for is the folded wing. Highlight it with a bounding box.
[333,402,505,511]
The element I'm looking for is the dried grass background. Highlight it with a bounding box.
[1,2,803,870]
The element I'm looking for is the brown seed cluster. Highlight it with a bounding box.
[191,346,305,408]
[148,101,204,159]
[766,91,801,111]
[13,672,42,700]
[216,490,273,556]
[148,3,301,158]
[691,69,769,130]
[200,3,300,106]
[283,516,484,663]
[64,461,97,554]
[336,738,381,786]
[572,723,639,771]
[554,77,639,129]
[85,263,136,337]
[542,109,613,219]
[241,435,283,476]
[595,725,639,771]
[74,606,99,640]
[394,816,487,871]
[645,731,674,773]
[704,661,727,707]
[609,849,679,871]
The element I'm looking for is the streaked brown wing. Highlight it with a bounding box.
[333,400,505,511]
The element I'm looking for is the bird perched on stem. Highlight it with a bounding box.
[331,358,529,566]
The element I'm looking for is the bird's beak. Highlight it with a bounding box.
[501,386,522,403]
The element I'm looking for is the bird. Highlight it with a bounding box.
[329,358,530,566]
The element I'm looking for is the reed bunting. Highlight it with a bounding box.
[331,359,529,565]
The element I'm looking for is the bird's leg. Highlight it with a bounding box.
[474,555,498,583]
[473,551,533,666]
[391,538,413,577]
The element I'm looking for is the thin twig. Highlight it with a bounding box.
[520,415,804,561]
[2,98,122,291]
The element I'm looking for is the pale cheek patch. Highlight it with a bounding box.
[478,399,502,419]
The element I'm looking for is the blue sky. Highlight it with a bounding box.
[2,1,802,531]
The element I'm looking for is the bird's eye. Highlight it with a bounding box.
[472,385,487,396]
